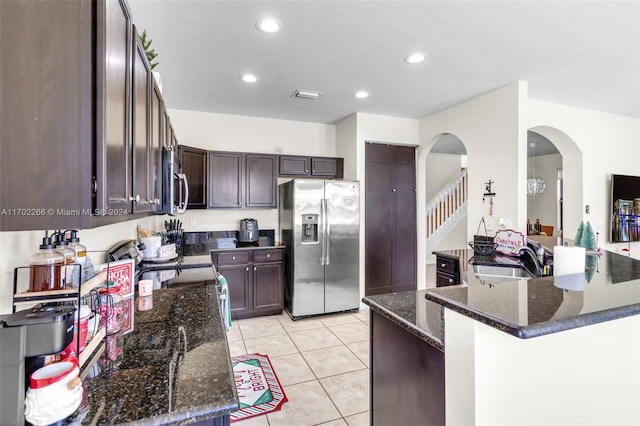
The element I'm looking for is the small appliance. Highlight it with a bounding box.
[0,305,76,425]
[163,147,189,216]
[107,239,145,265]
[238,218,259,243]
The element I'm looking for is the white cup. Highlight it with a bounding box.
[141,236,162,259]
[138,279,153,297]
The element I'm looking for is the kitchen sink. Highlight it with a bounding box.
[472,264,535,282]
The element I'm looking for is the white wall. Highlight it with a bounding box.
[528,100,640,256]
[418,82,528,288]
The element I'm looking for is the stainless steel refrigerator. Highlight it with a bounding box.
[279,179,360,318]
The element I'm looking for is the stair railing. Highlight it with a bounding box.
[426,169,468,241]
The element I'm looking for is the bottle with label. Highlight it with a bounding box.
[29,231,65,292]
[66,230,89,285]
[54,231,76,288]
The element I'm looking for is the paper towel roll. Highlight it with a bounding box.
[553,246,586,276]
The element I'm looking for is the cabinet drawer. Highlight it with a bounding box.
[436,272,458,287]
[216,251,250,265]
[253,249,283,263]
[436,257,457,275]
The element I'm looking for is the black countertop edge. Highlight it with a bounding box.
[126,400,239,426]
[424,291,640,339]
[431,250,463,261]
[208,243,285,252]
[362,296,444,351]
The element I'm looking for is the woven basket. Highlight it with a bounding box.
[468,218,497,256]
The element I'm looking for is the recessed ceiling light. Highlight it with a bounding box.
[354,91,369,99]
[404,53,427,64]
[256,18,282,33]
[240,74,259,83]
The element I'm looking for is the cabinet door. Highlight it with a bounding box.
[311,157,343,178]
[0,0,94,230]
[180,146,207,208]
[253,262,284,313]
[246,154,277,208]
[218,264,251,319]
[131,30,151,213]
[279,155,310,176]
[149,80,163,211]
[97,0,133,215]
[208,152,243,208]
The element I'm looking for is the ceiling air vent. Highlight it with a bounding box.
[291,89,322,100]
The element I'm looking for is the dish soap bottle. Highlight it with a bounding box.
[54,230,76,288]
[29,231,65,292]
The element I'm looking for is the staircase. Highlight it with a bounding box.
[426,169,468,248]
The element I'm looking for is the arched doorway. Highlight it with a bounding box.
[425,133,468,262]
[526,131,562,236]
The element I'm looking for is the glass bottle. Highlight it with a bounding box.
[98,282,124,335]
[29,231,65,292]
[54,231,76,288]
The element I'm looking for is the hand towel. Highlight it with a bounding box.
[218,274,232,332]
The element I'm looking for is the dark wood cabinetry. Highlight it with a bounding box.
[370,310,445,426]
[435,255,460,287]
[208,152,277,209]
[212,248,284,319]
[180,146,208,208]
[0,0,169,230]
[279,155,343,178]
[132,29,152,213]
[149,79,164,212]
[365,143,417,295]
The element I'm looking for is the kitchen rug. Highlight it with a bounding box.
[231,353,288,422]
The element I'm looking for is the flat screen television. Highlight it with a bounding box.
[610,174,640,243]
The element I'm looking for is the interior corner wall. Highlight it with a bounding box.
[528,100,640,255]
[419,82,527,250]
[336,113,358,180]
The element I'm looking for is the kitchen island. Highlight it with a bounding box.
[363,248,640,426]
[77,281,238,425]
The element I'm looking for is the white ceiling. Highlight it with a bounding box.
[128,0,640,156]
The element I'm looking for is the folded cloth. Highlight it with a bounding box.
[218,274,232,331]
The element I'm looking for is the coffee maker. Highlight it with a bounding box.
[0,305,75,426]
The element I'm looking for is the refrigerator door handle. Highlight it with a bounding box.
[320,198,326,266]
[325,198,331,265]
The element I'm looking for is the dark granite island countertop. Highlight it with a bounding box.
[362,290,444,350]
[427,249,640,338]
[79,282,238,425]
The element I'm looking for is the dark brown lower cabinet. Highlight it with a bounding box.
[370,310,445,426]
[212,248,284,320]
[365,143,417,295]
[435,255,460,287]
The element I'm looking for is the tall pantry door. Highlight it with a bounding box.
[365,143,417,295]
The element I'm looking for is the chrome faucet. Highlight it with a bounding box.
[511,246,545,276]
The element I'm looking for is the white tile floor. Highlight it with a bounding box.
[227,306,371,426]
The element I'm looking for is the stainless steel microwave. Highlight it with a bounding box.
[163,148,189,215]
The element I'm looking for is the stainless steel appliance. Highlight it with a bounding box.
[163,148,189,215]
[107,239,145,265]
[279,179,360,318]
[238,218,259,243]
[0,306,76,426]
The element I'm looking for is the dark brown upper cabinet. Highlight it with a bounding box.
[0,0,135,230]
[278,155,343,178]
[207,152,277,209]
[180,145,208,208]
[131,27,152,213]
[149,78,164,212]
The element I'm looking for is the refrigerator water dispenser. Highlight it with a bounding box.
[301,214,319,243]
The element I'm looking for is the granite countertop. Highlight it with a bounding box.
[78,282,238,425]
[362,290,444,351]
[426,249,640,339]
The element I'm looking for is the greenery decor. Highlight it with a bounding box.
[140,30,159,70]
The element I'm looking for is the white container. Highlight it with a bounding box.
[141,236,162,259]
[138,279,153,297]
